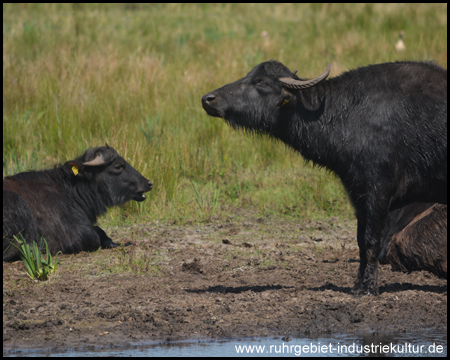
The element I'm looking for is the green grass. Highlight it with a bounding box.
[103,245,162,276]
[3,4,447,226]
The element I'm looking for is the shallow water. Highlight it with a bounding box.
[4,331,447,357]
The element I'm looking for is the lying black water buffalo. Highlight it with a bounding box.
[380,203,447,279]
[3,145,152,261]
[202,60,447,295]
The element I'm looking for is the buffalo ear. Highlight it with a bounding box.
[64,161,89,179]
[276,89,296,108]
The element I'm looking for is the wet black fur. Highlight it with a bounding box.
[202,60,447,295]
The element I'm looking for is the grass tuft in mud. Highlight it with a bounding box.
[7,234,61,281]
[107,244,162,276]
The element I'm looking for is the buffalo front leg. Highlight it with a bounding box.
[94,226,119,249]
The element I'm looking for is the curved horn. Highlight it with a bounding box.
[82,154,105,166]
[279,63,331,90]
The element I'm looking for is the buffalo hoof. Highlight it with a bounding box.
[351,283,379,296]
[101,239,120,249]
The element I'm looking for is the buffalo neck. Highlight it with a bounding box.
[53,168,109,224]
[274,79,353,181]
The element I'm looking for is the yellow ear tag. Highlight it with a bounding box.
[281,99,289,107]
[72,166,79,176]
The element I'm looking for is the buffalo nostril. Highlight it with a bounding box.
[202,93,216,104]
[148,182,153,190]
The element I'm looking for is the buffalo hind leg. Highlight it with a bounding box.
[352,219,365,293]
[352,224,382,295]
[352,219,373,295]
[352,197,388,295]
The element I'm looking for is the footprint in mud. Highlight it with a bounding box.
[182,258,203,274]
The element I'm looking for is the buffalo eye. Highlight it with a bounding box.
[113,164,124,172]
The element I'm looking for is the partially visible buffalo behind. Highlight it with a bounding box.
[380,203,447,279]
[3,145,153,261]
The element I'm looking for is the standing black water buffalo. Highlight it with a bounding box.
[3,145,152,261]
[202,60,447,295]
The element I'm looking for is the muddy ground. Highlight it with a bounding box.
[3,211,447,353]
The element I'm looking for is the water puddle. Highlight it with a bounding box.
[4,331,447,357]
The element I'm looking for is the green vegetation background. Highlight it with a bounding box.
[3,4,447,227]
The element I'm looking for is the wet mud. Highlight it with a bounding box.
[3,213,447,353]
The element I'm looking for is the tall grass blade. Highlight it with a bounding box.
[190,179,204,216]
